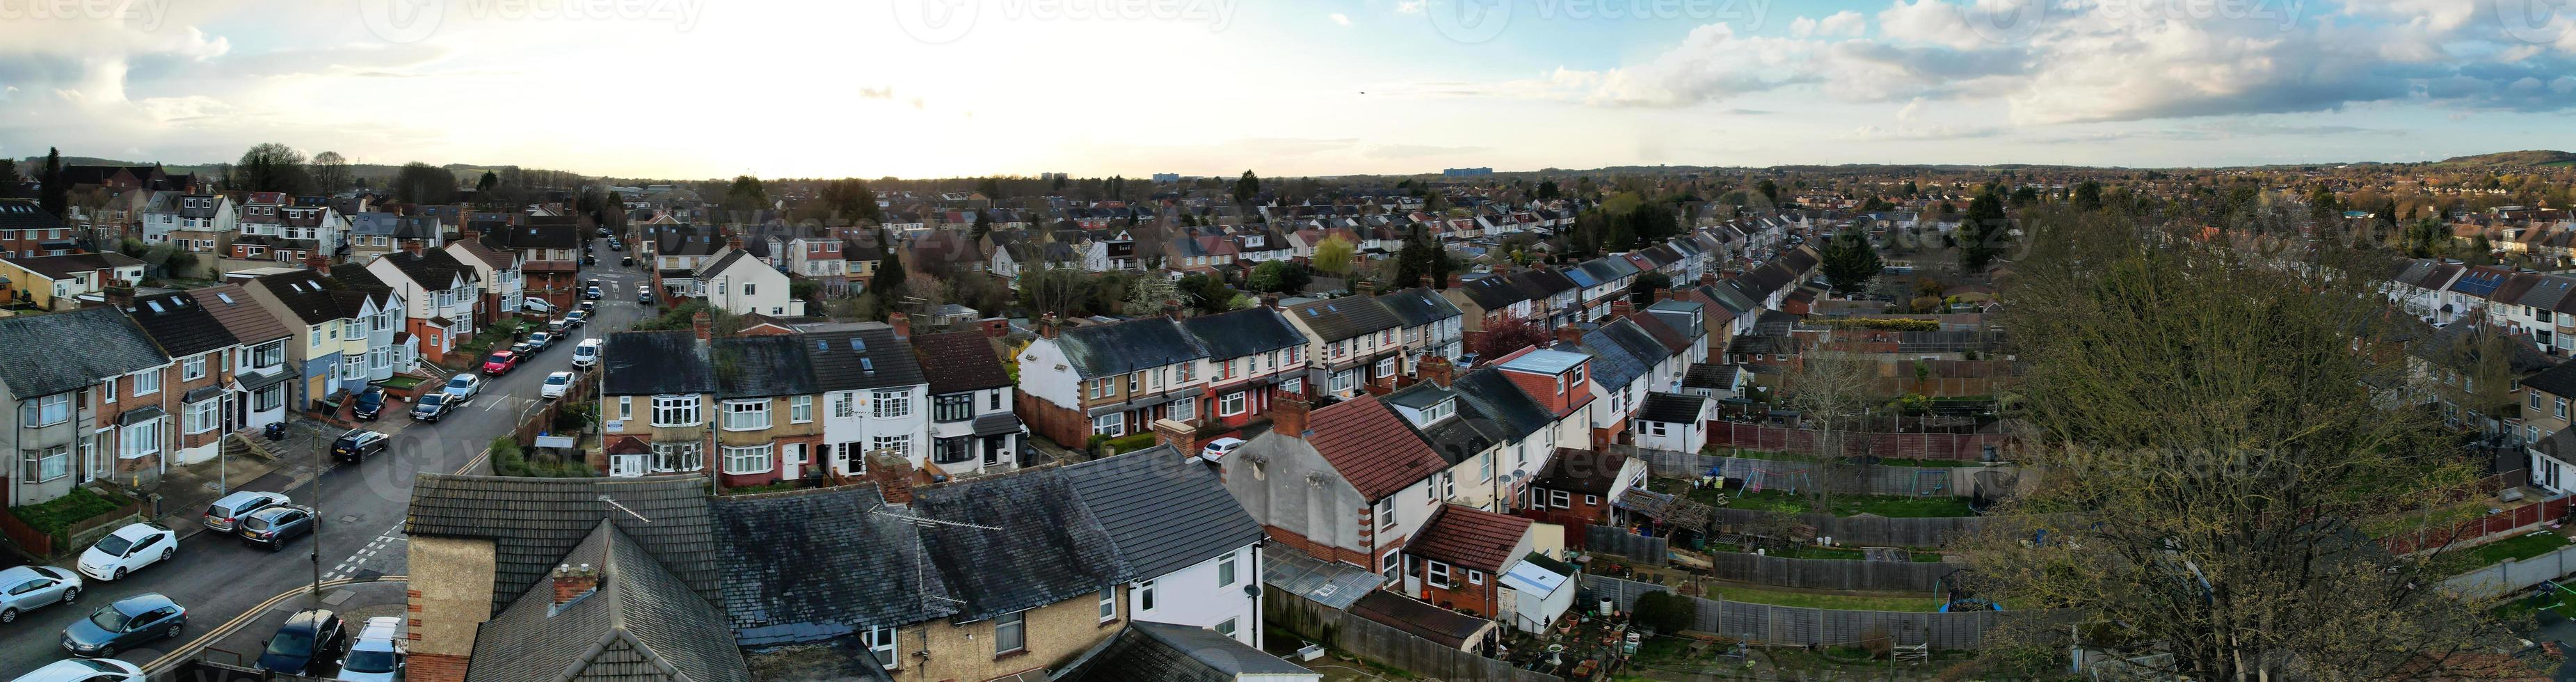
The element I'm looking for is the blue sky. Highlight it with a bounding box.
[1,0,2570,179]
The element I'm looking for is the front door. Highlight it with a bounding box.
[781,443,802,480]
[982,435,1007,467]
[608,454,645,478]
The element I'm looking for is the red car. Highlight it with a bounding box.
[481,350,520,375]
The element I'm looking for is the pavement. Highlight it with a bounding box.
[0,235,655,679]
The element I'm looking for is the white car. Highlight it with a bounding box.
[442,374,483,403]
[335,616,406,682]
[1199,436,1247,463]
[76,523,177,581]
[571,339,603,367]
[7,658,143,682]
[541,372,575,399]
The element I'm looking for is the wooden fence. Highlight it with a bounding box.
[2383,493,2571,555]
[1583,575,2047,650]
[1701,552,1954,592]
[1709,508,1992,548]
[1628,447,2024,498]
[1586,525,1670,566]
[1706,422,2014,461]
[1265,590,1562,682]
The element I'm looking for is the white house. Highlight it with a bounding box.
[696,246,803,317]
[1063,447,1270,647]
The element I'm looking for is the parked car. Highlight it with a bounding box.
[335,617,406,682]
[511,340,537,355]
[442,374,483,403]
[410,392,453,422]
[481,350,520,375]
[540,372,575,399]
[565,310,589,326]
[525,331,557,351]
[58,594,183,658]
[582,255,597,267]
[547,317,572,334]
[330,429,390,463]
[577,301,597,314]
[76,524,176,581]
[597,227,612,237]
[620,255,635,267]
[584,285,602,300]
[203,491,291,533]
[0,565,82,624]
[351,386,386,421]
[608,240,624,251]
[238,505,317,551]
[1199,436,1247,463]
[572,339,603,367]
[521,296,556,315]
[7,658,144,682]
[637,286,654,304]
[255,609,347,676]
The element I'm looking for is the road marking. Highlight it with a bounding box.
[142,575,407,673]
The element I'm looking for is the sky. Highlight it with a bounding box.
[1,0,2573,180]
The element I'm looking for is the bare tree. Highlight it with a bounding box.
[308,151,350,193]
[1781,339,1884,513]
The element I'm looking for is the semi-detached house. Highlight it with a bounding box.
[0,307,171,507]
[363,246,482,365]
[188,283,298,438]
[599,322,945,484]
[238,267,408,411]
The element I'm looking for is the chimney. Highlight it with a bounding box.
[551,564,598,607]
[888,312,911,342]
[104,285,135,311]
[727,235,744,251]
[1418,355,1456,388]
[1037,313,1060,340]
[1612,299,1635,317]
[691,311,713,342]
[1555,324,1585,347]
[867,451,915,505]
[1272,392,1313,440]
[1446,273,1464,289]
[1259,293,1282,309]
[1153,418,1198,454]
[303,253,330,276]
[402,239,423,256]
[1162,300,1185,320]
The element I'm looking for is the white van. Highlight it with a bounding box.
[572,339,604,367]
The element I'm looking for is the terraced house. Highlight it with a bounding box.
[1284,296,1406,399]
[0,307,171,506]
[362,245,483,365]
[600,320,945,483]
[1016,316,1213,445]
[239,266,408,410]
[121,290,243,468]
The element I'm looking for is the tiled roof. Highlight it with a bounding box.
[124,290,240,358]
[465,521,750,682]
[3,252,143,280]
[1529,448,1631,496]
[1407,505,1531,573]
[1638,392,1709,424]
[1384,381,1507,467]
[1055,621,1311,682]
[1457,271,1531,310]
[713,335,817,399]
[0,306,168,397]
[406,474,721,614]
[1683,363,1740,390]
[911,331,1010,395]
[912,469,1130,622]
[806,327,925,391]
[1286,296,1401,342]
[1576,320,1658,390]
[712,486,957,645]
[1060,446,1265,580]
[1377,287,1462,327]
[1450,368,1554,442]
[372,248,478,290]
[1055,317,1209,379]
[1176,307,1305,360]
[1304,397,1448,501]
[602,331,717,396]
[0,200,63,230]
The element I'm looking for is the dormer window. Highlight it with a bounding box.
[1422,397,1454,423]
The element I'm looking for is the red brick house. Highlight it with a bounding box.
[1517,448,1651,548]
[1402,505,1544,619]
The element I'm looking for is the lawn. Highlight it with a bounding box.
[2435,532,2573,576]
[1704,584,1945,612]
[1685,486,1977,518]
[378,376,424,390]
[7,487,131,536]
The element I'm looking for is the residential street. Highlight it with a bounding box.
[0,238,653,679]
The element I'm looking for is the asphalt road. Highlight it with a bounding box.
[0,237,653,679]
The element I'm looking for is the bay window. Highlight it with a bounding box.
[186,399,221,434]
[652,395,701,427]
[649,441,703,472]
[721,445,774,475]
[118,420,159,460]
[1093,413,1125,436]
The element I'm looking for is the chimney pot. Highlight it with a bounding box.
[551,562,600,607]
[867,451,915,505]
[1272,392,1313,440]
[1037,312,1060,340]
[1555,324,1584,347]
[888,312,911,341]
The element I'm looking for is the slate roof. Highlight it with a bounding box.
[373,248,478,290]
[486,223,584,251]
[911,331,1010,395]
[1303,396,1449,501]
[1055,317,1209,379]
[1286,296,1402,342]
[250,270,380,324]
[911,469,1130,621]
[1055,621,1311,682]
[1450,368,1554,443]
[1576,320,1657,390]
[602,331,717,396]
[1683,363,1741,391]
[1378,287,1463,327]
[465,521,751,682]
[712,486,957,645]
[4,252,143,280]
[0,306,168,398]
[124,290,240,358]
[1383,381,1507,467]
[2525,359,2576,399]
[1638,392,1709,424]
[1406,505,1532,573]
[0,200,63,230]
[1624,310,1693,355]
[1060,445,1265,580]
[1175,307,1304,362]
[406,474,721,614]
[705,335,812,398]
[806,327,925,391]
[1528,448,1631,496]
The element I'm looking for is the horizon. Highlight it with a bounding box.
[3,0,2574,178]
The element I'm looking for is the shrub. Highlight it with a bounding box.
[1103,431,1155,454]
[7,488,126,536]
[1631,590,1695,634]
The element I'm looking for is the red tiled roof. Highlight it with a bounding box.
[1306,396,1447,501]
[1406,505,1532,573]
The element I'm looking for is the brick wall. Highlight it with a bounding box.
[407,653,468,682]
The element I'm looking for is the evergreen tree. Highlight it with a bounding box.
[1959,188,2008,272]
[1233,170,1261,205]
[2072,181,2104,212]
[1818,230,1885,294]
[38,148,65,219]
[867,230,907,316]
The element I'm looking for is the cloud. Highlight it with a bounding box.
[1330,13,1352,26]
[1395,0,1425,14]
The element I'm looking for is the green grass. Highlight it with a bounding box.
[1704,584,1945,612]
[377,376,424,390]
[2433,532,2573,576]
[1686,486,1977,518]
[7,488,131,536]
[1699,447,1980,468]
[1704,541,1946,562]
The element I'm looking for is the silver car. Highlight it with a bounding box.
[0,565,82,624]
[334,616,406,682]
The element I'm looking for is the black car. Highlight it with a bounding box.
[582,255,597,266]
[237,505,316,551]
[351,386,386,421]
[410,392,453,422]
[330,430,389,463]
[256,609,346,676]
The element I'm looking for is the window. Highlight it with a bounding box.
[722,399,771,431]
[1167,396,1196,423]
[1640,420,1669,438]
[722,445,773,475]
[1421,398,1453,423]
[617,397,632,421]
[863,626,899,669]
[102,377,115,404]
[1469,570,1485,585]
[1218,553,1238,587]
[1137,580,1157,610]
[790,395,813,423]
[872,389,911,418]
[1215,618,1238,638]
[2561,397,2569,420]
[989,390,1002,410]
[652,395,701,427]
[1586,494,1601,505]
[1375,357,1396,379]
[1087,379,1108,399]
[834,392,856,418]
[1281,377,1302,394]
[26,446,67,482]
[131,370,160,397]
[650,441,703,472]
[993,611,1025,655]
[22,393,70,427]
[2536,392,2545,410]
[1128,372,1141,393]
[186,398,221,434]
[1441,471,1455,500]
[1427,560,1452,589]
[1550,489,1571,508]
[934,393,973,422]
[872,434,913,460]
[934,436,972,464]
[1097,588,1117,622]
[1479,452,1494,482]
[118,420,159,460]
[1330,370,1355,395]
[1178,362,1196,382]
[1093,413,1126,436]
[256,384,284,411]
[1219,391,1246,417]
[1376,498,1397,531]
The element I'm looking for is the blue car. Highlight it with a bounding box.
[61,593,184,658]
